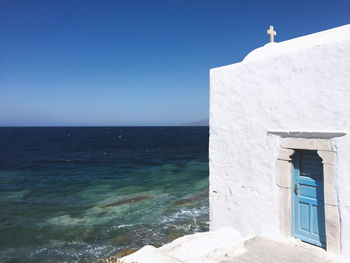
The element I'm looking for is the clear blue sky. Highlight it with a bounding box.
[1,0,349,126]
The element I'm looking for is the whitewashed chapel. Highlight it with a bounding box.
[209,25,350,257]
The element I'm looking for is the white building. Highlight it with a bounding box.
[209,24,350,257]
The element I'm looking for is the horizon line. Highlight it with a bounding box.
[0,125,209,128]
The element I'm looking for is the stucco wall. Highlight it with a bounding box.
[209,25,350,256]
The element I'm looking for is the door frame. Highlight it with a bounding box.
[275,138,340,253]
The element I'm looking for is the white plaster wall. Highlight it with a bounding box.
[209,25,350,257]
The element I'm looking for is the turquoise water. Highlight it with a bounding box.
[0,127,209,262]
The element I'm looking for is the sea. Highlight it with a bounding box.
[0,127,209,263]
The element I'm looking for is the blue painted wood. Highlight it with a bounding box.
[292,150,327,248]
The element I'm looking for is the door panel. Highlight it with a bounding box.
[292,150,326,248]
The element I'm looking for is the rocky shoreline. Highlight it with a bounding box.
[97,248,137,263]
[97,228,244,263]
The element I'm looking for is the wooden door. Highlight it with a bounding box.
[292,150,326,248]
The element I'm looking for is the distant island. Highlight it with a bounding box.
[181,119,209,126]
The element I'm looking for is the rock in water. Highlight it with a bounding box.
[115,248,138,258]
[173,189,209,206]
[100,196,150,208]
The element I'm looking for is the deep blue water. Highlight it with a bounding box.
[0,127,209,263]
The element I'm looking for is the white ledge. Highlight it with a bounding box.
[267,131,347,139]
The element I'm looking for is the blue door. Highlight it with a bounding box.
[292,150,326,248]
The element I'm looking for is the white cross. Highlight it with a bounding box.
[267,25,276,43]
